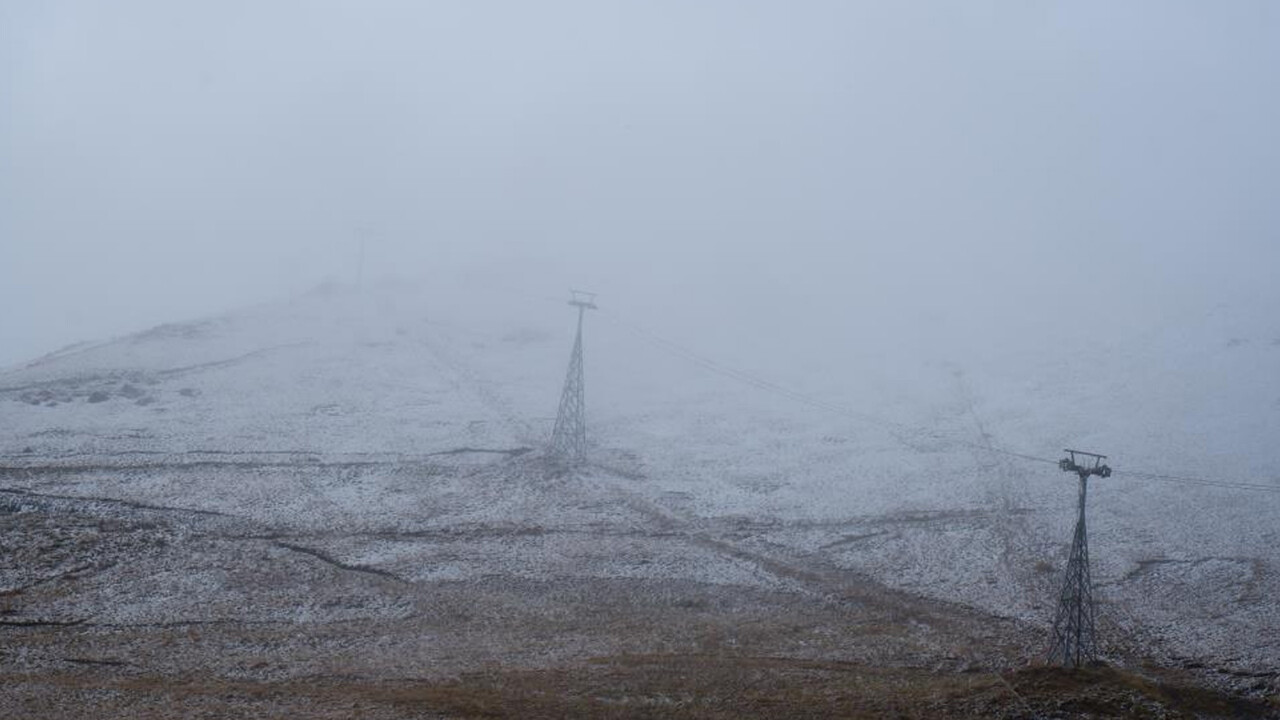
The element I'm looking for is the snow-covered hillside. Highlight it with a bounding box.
[2,278,1277,673]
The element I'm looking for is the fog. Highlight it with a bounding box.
[3,1,1278,368]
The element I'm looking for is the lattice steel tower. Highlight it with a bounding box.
[550,291,597,463]
[1048,449,1112,668]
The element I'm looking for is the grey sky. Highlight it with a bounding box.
[2,1,1278,367]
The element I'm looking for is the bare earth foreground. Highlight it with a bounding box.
[2,287,1278,717]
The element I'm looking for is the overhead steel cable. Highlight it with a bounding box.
[599,309,1280,494]
[1113,469,1280,493]
[599,309,1059,465]
[600,310,915,427]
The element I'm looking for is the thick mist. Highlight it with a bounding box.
[2,1,1277,367]
[5,7,1280,705]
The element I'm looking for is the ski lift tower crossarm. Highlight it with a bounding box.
[568,290,598,312]
[1059,449,1112,481]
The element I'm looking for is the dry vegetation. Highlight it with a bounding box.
[2,454,1277,718]
[2,508,1276,718]
[6,651,1277,719]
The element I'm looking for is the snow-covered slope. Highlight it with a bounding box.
[2,278,1277,671]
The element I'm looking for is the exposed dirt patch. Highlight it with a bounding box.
[3,657,1274,719]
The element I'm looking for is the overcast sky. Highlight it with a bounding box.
[2,1,1277,367]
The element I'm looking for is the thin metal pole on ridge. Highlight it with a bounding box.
[1048,449,1112,668]
[550,290,597,463]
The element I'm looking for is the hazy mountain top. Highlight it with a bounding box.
[4,275,1276,479]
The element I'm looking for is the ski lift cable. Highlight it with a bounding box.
[598,309,1280,494]
[1113,469,1280,493]
[598,309,1060,464]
